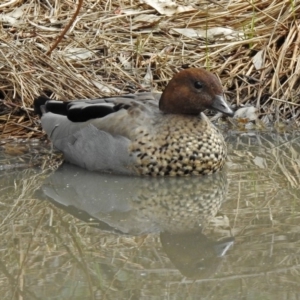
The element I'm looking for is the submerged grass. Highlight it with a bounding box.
[0,0,299,138]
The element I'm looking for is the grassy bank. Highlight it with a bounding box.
[0,0,299,138]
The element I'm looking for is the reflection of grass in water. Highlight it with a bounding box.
[1,134,300,298]
[0,166,171,298]
[224,132,300,289]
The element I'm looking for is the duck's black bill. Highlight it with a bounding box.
[211,95,234,117]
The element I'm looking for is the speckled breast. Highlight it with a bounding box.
[129,115,227,176]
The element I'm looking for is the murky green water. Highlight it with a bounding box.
[1,131,300,299]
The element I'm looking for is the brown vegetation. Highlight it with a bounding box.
[0,0,299,139]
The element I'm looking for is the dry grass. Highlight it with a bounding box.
[0,0,299,138]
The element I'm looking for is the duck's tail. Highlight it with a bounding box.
[34,96,69,117]
[33,96,50,117]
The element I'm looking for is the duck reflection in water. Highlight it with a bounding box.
[36,164,234,279]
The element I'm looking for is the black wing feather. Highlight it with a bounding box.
[67,104,115,122]
[34,96,116,122]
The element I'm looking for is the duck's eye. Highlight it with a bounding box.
[194,81,203,89]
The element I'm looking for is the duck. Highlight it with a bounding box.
[34,68,234,176]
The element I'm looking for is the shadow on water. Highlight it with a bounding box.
[1,131,300,299]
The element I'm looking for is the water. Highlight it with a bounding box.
[1,131,300,299]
